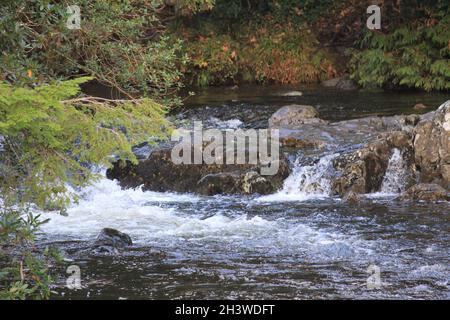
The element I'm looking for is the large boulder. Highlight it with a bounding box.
[107,145,290,196]
[268,105,326,128]
[331,131,415,196]
[413,100,450,189]
[399,183,450,202]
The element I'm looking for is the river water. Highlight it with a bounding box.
[39,85,449,299]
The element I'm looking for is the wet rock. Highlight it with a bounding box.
[400,183,450,202]
[268,105,326,128]
[321,75,358,90]
[196,171,274,195]
[276,113,422,153]
[108,104,445,198]
[240,171,274,194]
[413,100,450,189]
[132,142,153,160]
[107,145,290,196]
[331,131,415,196]
[94,228,132,248]
[279,135,326,149]
[342,191,362,203]
[197,172,241,195]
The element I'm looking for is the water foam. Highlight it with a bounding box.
[39,176,366,261]
[40,178,201,239]
[257,154,337,202]
[381,148,408,194]
[369,148,409,198]
[209,117,243,129]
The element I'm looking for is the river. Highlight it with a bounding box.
[38,85,449,299]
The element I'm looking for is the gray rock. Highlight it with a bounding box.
[94,228,133,250]
[413,100,450,189]
[399,183,450,202]
[331,131,415,196]
[197,172,241,195]
[268,105,326,128]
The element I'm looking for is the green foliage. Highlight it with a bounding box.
[0,77,169,299]
[175,20,335,86]
[208,0,332,23]
[0,0,195,106]
[350,14,450,91]
[0,208,57,300]
[174,0,215,16]
[0,77,169,209]
[248,25,334,84]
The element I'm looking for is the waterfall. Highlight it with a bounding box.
[380,148,408,194]
[257,154,336,201]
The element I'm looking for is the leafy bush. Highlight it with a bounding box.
[176,20,336,86]
[247,24,335,84]
[0,208,60,299]
[350,6,450,91]
[0,0,194,106]
[0,77,169,299]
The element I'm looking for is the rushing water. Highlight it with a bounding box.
[38,85,449,299]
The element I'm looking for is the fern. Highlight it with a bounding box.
[350,14,449,91]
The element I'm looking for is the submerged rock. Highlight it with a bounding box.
[268,105,326,128]
[92,228,133,254]
[272,111,422,152]
[413,100,450,189]
[400,183,450,202]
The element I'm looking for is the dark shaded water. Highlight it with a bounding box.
[177,84,448,126]
[39,85,449,299]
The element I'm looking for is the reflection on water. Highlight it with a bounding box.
[177,84,449,127]
[39,85,449,300]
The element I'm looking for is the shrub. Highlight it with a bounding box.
[0,77,170,298]
[350,5,450,91]
[0,0,195,106]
